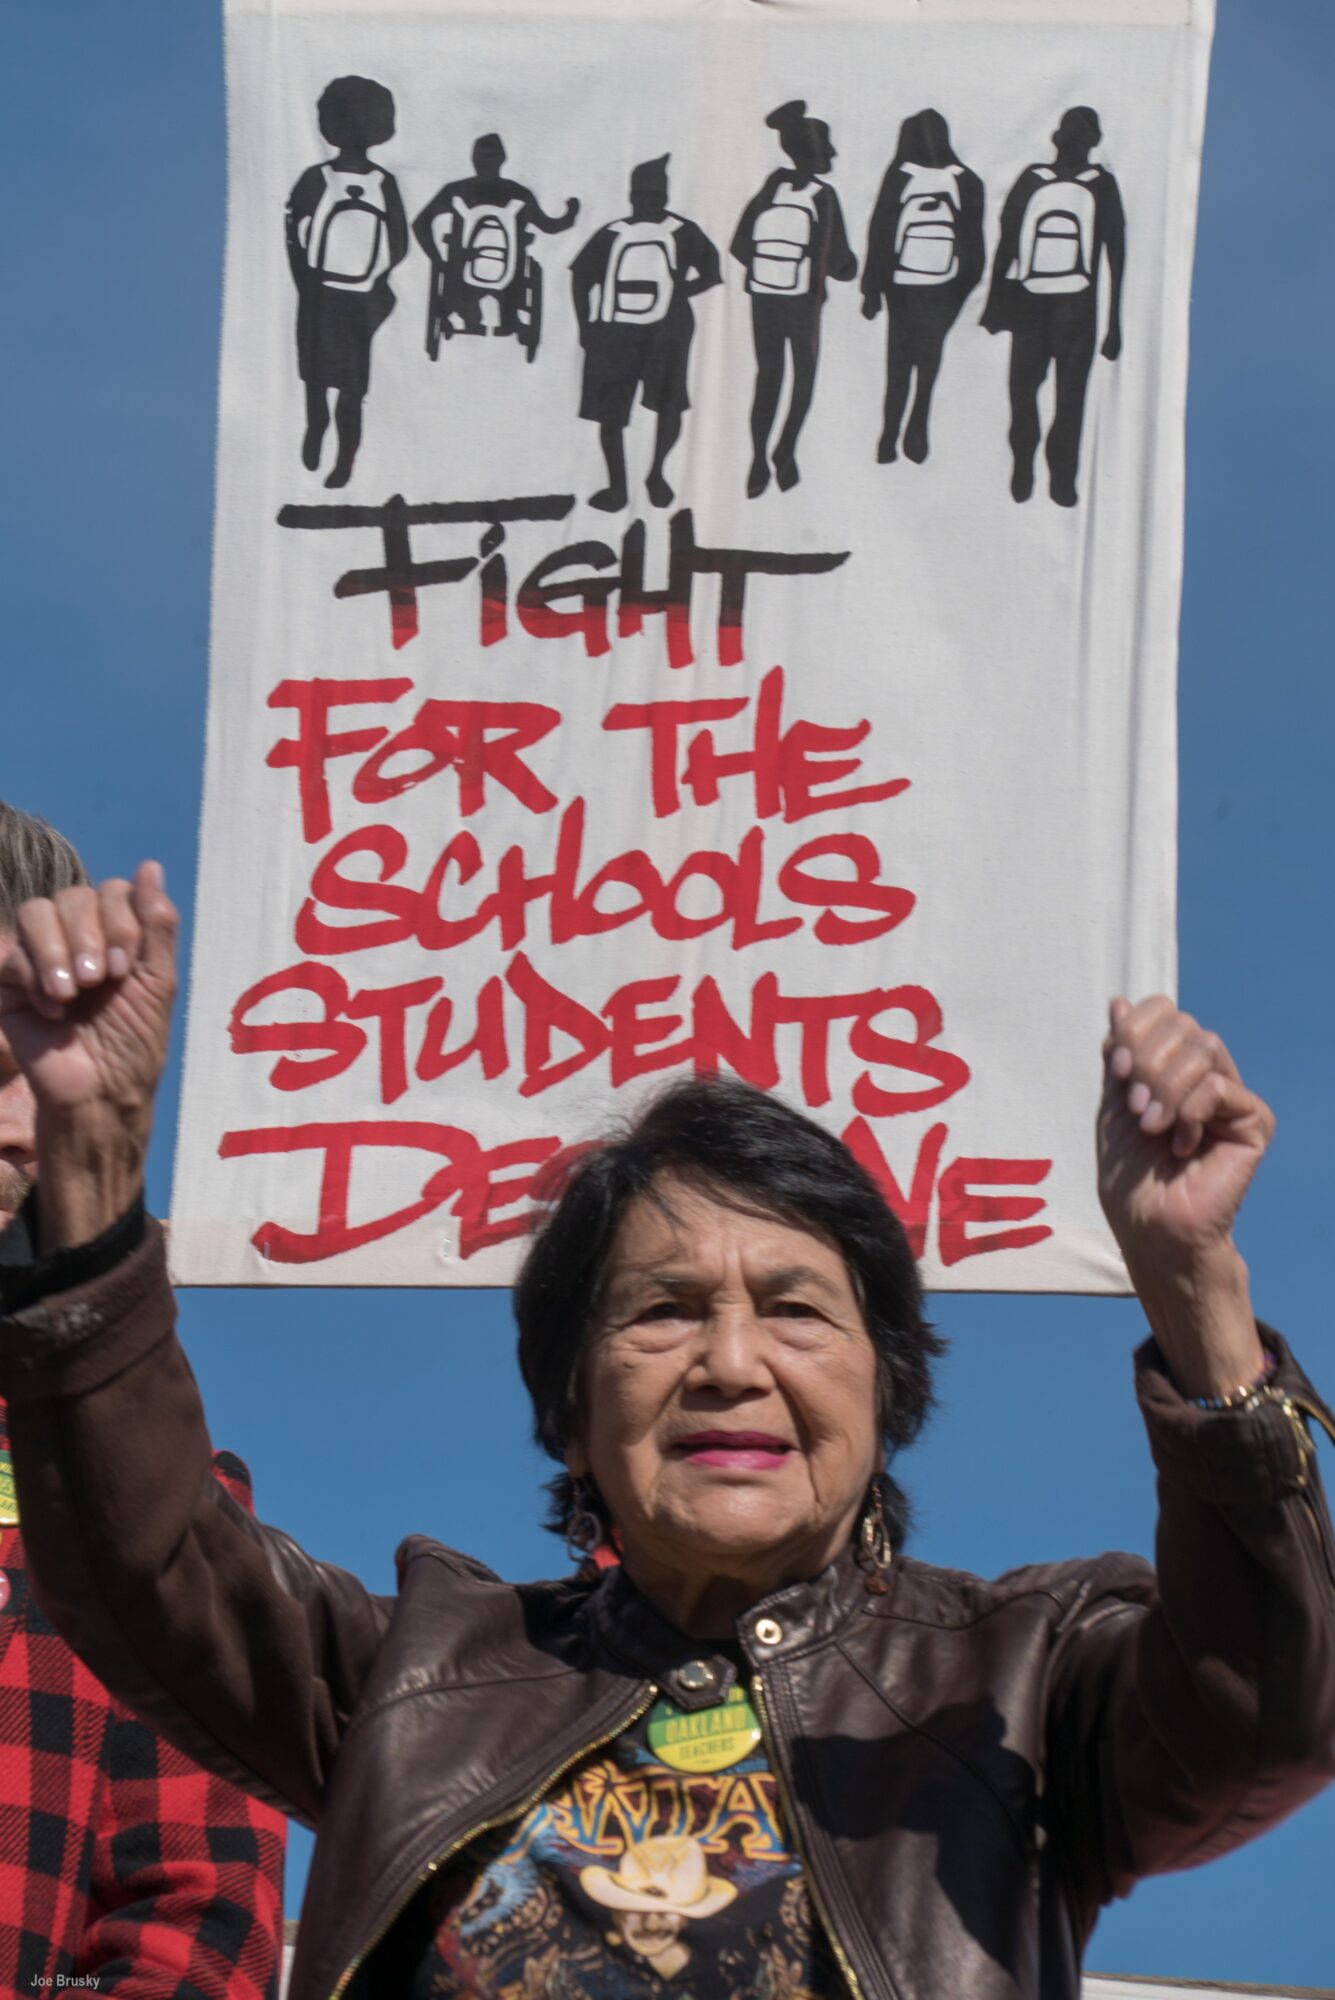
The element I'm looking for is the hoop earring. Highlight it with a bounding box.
[565,1479,604,1571]
[857,1476,893,1595]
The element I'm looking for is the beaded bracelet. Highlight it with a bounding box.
[1191,1348,1278,1412]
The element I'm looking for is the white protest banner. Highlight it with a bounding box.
[171,0,1212,1288]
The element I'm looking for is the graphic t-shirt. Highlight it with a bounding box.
[408,1678,843,1999]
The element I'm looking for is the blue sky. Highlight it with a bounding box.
[4,0,1334,1984]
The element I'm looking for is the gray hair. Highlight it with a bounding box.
[0,799,88,933]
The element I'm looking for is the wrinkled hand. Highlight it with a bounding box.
[0,863,178,1245]
[1098,996,1272,1263]
[1098,996,1272,1394]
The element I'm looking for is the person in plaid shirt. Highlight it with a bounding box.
[0,800,286,1998]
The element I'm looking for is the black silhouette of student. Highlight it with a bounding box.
[285,76,408,488]
[732,101,857,498]
[981,106,1125,507]
[861,110,985,466]
[412,135,579,362]
[570,156,721,513]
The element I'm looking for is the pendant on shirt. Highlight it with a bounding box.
[647,1684,763,1773]
[0,1451,18,1527]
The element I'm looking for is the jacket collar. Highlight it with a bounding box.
[587,1543,873,1709]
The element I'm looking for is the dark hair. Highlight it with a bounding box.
[515,1076,943,1552]
[892,109,960,172]
[0,800,87,932]
[317,76,396,153]
[630,154,670,199]
[766,99,833,174]
[1055,105,1101,149]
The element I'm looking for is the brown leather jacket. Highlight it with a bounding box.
[1,1222,1333,2000]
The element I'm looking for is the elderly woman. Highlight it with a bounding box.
[0,868,1333,2000]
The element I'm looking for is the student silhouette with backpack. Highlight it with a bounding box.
[732,100,857,498]
[981,106,1125,507]
[413,134,579,361]
[285,76,408,489]
[862,110,985,466]
[571,155,721,513]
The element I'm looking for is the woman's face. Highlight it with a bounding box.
[569,1177,881,1594]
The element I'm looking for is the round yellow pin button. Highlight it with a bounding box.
[646,1686,763,1774]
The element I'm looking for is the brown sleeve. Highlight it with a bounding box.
[0,1221,390,1829]
[1044,1331,1335,1920]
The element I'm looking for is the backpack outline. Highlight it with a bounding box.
[454,196,526,292]
[597,218,681,325]
[748,179,821,297]
[893,164,964,286]
[303,164,392,291]
[1011,167,1099,295]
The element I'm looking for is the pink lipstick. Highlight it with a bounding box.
[673,1431,794,1470]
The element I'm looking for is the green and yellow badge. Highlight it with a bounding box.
[0,1450,18,1527]
[647,1685,762,1774]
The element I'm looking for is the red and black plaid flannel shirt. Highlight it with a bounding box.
[0,1407,286,1997]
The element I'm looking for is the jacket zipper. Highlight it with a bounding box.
[329,1684,658,1999]
[1263,1386,1335,1584]
[1284,1387,1335,1454]
[751,1674,868,2000]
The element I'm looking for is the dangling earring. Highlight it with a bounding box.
[565,1479,604,1572]
[857,1476,893,1595]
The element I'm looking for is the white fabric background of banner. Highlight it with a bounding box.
[172,0,1213,1288]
